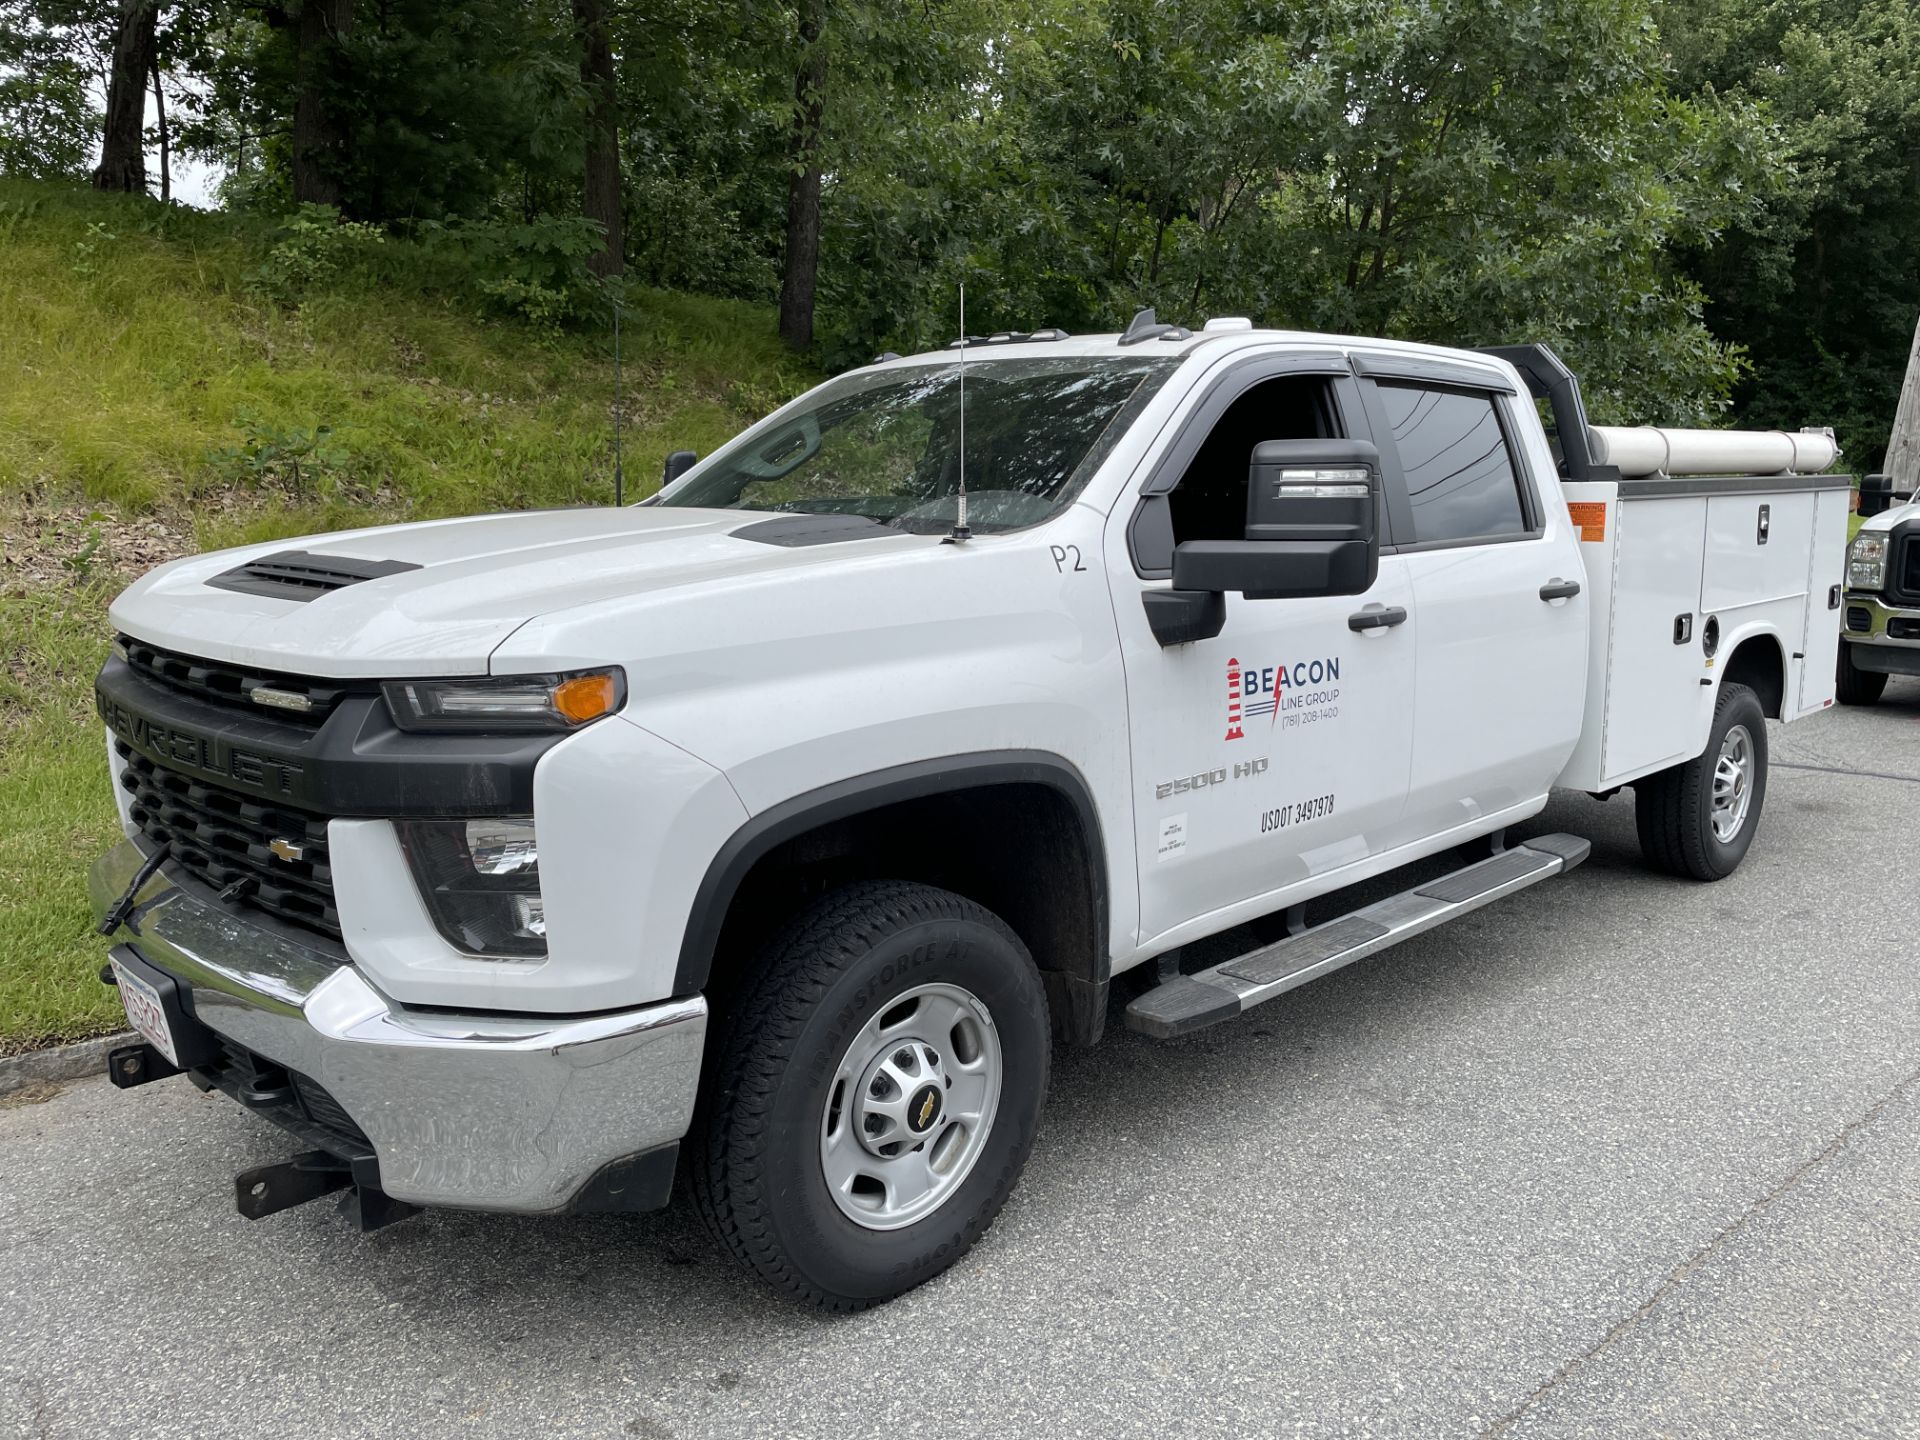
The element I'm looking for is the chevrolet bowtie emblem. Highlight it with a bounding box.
[268,837,304,863]
[917,1093,936,1127]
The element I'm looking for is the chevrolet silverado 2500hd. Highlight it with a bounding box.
[89,318,1850,1309]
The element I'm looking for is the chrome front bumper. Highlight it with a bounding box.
[1843,593,1920,676]
[89,839,707,1213]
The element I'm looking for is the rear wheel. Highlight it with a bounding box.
[1634,682,1768,881]
[1836,639,1887,707]
[689,880,1050,1311]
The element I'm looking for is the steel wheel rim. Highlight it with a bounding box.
[1711,723,1755,843]
[820,981,1002,1231]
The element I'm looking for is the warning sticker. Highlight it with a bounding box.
[1566,501,1607,543]
[1156,813,1188,863]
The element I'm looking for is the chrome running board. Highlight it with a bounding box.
[1124,834,1591,1039]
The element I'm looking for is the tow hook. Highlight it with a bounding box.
[106,1042,180,1089]
[235,1151,422,1232]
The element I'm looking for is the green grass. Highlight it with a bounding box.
[0,580,132,1050]
[0,179,817,1054]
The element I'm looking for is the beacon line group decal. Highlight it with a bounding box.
[1225,654,1343,740]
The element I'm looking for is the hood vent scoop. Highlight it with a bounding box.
[207,550,421,602]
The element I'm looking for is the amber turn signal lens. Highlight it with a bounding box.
[552,671,620,724]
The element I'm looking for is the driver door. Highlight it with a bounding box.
[1106,360,1418,948]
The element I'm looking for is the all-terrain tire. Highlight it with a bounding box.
[1634,682,1768,881]
[688,880,1050,1311]
[1835,640,1887,707]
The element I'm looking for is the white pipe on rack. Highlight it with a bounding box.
[1587,425,1841,478]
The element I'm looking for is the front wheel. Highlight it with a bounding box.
[1836,640,1888,707]
[689,881,1050,1311]
[1634,681,1769,880]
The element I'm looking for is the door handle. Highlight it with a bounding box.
[1347,605,1408,632]
[1539,579,1582,602]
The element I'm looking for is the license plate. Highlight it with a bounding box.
[111,956,179,1067]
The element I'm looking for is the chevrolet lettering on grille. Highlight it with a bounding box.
[95,690,307,797]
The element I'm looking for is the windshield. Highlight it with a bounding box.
[655,356,1177,534]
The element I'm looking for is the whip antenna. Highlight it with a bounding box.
[948,282,971,544]
[612,292,625,506]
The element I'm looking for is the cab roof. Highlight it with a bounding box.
[862,318,1516,382]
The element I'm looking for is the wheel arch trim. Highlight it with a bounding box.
[672,751,1110,997]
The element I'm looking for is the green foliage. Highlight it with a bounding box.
[205,412,351,494]
[1662,0,1920,467]
[0,178,817,516]
[0,576,133,1053]
[0,5,99,180]
[244,204,386,305]
[13,0,1915,441]
[67,219,114,277]
[809,0,1774,422]
[411,214,607,326]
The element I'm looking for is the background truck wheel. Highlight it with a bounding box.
[1835,639,1887,707]
[689,880,1050,1311]
[1634,682,1769,881]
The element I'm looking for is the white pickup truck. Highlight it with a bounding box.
[89,317,1849,1309]
[1838,480,1920,703]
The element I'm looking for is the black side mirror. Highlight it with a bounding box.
[1170,439,1380,601]
[662,449,699,486]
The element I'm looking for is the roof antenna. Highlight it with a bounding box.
[611,291,625,506]
[946,282,971,544]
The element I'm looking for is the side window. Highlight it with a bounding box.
[1377,383,1529,543]
[1166,375,1340,546]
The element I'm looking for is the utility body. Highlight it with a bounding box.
[89,319,1848,1307]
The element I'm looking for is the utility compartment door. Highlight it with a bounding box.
[1602,496,1713,782]
[1796,485,1849,716]
[1701,492,1816,615]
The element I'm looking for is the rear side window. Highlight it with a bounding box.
[1378,383,1529,543]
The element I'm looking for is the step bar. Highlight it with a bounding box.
[1124,833,1592,1040]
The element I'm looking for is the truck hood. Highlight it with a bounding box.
[1860,498,1920,533]
[109,506,927,677]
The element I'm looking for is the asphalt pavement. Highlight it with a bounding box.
[4,680,1917,1439]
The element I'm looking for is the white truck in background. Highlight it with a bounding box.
[1838,474,1920,703]
[89,317,1849,1309]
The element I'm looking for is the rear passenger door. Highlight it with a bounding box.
[1355,360,1588,840]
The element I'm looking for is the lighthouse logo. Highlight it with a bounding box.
[1225,653,1343,739]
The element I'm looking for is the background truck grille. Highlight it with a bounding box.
[118,633,354,724]
[1897,535,1920,606]
[116,741,341,939]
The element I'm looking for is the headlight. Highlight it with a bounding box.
[396,817,546,958]
[1848,533,1887,590]
[383,668,625,733]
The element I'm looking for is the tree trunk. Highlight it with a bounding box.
[151,51,170,203]
[92,0,158,194]
[1887,311,1920,493]
[777,0,827,351]
[573,0,622,278]
[291,0,353,208]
